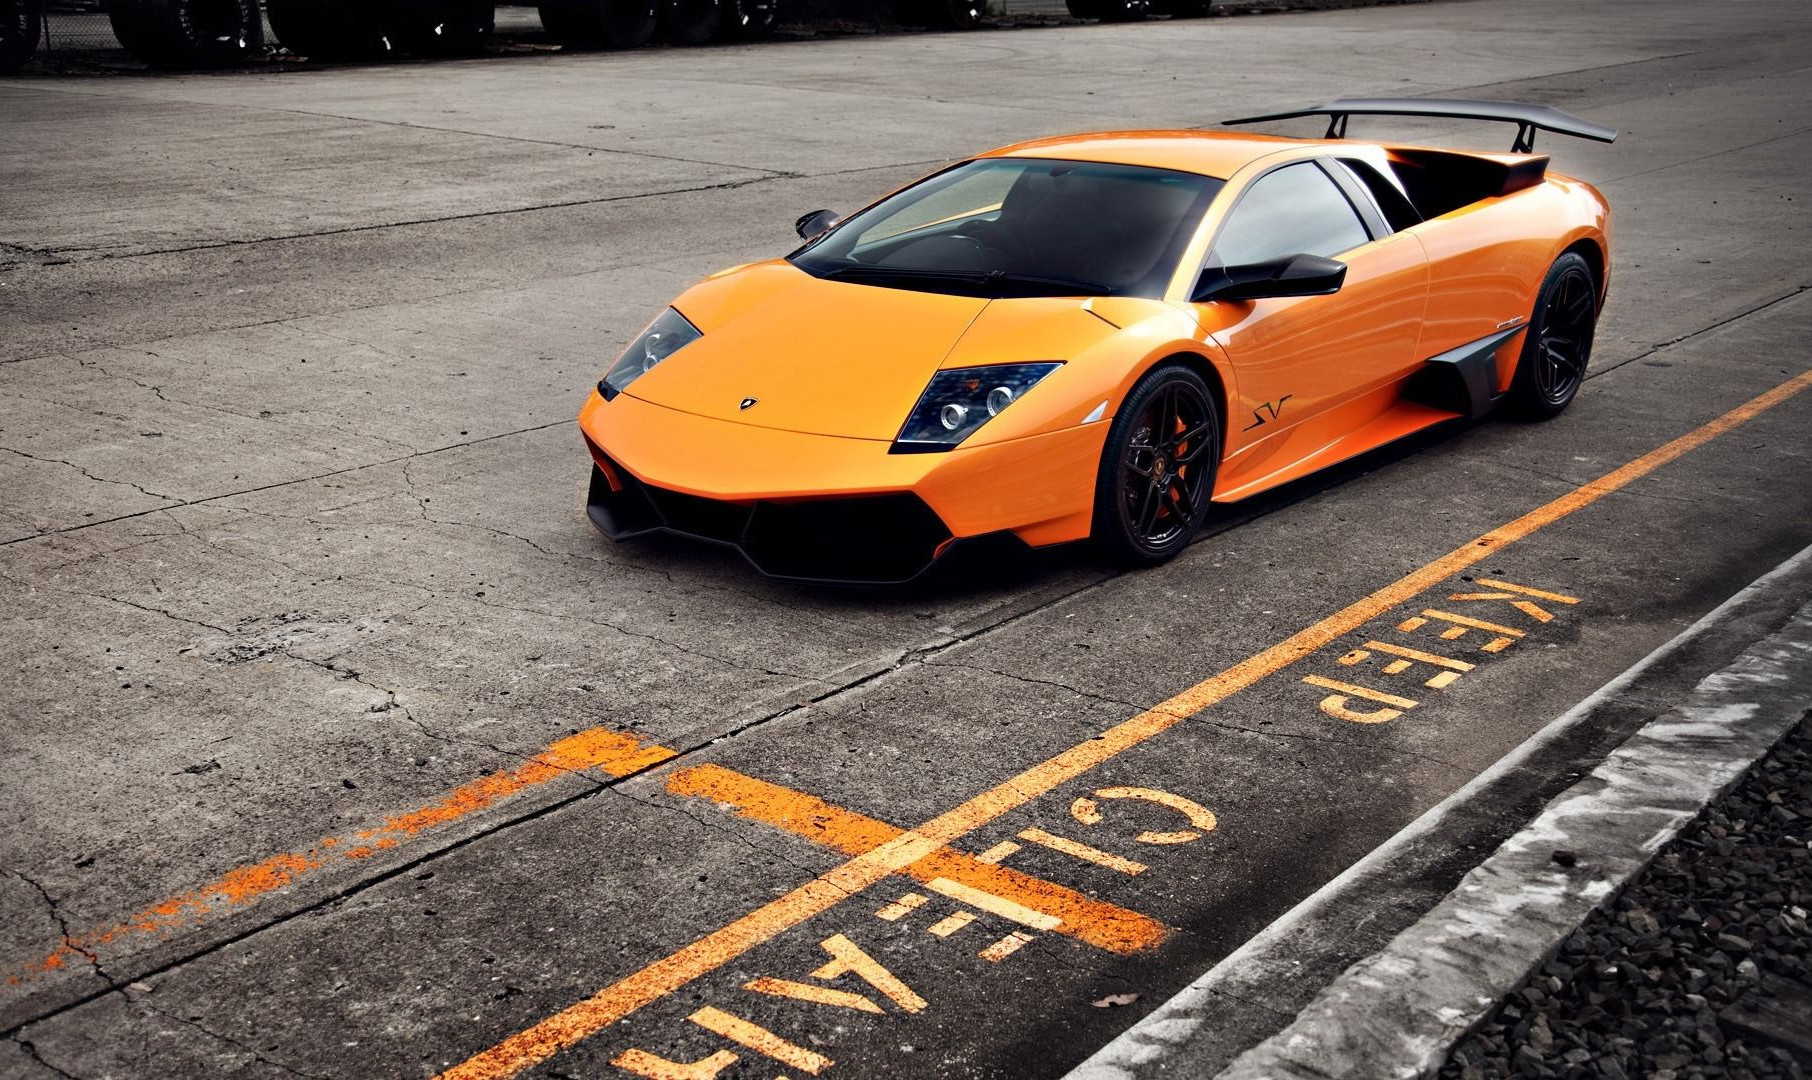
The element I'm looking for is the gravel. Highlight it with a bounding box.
[1438,714,1812,1080]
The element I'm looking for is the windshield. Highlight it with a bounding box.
[790,157,1223,299]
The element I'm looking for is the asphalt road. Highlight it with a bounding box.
[2,0,1810,1076]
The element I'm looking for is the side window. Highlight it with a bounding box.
[1211,162,1371,267]
[1338,158,1422,233]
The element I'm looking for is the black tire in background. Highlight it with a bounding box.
[110,0,263,67]
[267,0,396,60]
[1091,363,1221,567]
[390,0,495,54]
[105,0,157,59]
[891,0,979,28]
[659,0,723,45]
[1152,0,1208,15]
[538,0,657,48]
[1067,0,1148,18]
[1505,251,1596,420]
[1,0,42,75]
[717,0,777,39]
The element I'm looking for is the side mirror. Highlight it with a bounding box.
[795,209,841,241]
[1192,253,1347,303]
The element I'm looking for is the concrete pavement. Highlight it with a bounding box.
[3,0,1811,1075]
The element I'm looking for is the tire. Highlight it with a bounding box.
[1067,0,1147,19]
[268,0,396,59]
[390,0,494,54]
[659,0,722,45]
[1152,0,1208,14]
[104,0,156,58]
[1505,252,1596,420]
[1091,364,1221,566]
[717,0,777,39]
[1,0,42,75]
[538,0,656,48]
[115,0,262,67]
[930,0,981,29]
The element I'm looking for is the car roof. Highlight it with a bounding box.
[978,130,1327,180]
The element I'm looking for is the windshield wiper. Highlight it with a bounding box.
[817,264,1112,297]
[981,270,1112,297]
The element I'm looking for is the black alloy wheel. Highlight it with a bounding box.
[1508,251,1596,419]
[1093,364,1220,565]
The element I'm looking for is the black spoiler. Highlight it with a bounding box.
[1223,98,1618,154]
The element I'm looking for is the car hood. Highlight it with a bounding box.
[622,261,1131,442]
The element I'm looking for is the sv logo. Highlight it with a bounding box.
[1242,395,1293,432]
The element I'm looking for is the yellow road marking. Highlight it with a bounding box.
[927,911,977,937]
[612,1047,738,1079]
[1302,674,1420,709]
[438,367,1812,1080]
[811,934,927,1014]
[1017,828,1149,876]
[666,764,1165,952]
[1069,787,1218,845]
[974,841,1021,864]
[689,1007,833,1075]
[1362,640,1476,672]
[1473,579,1582,604]
[924,878,1064,931]
[873,893,928,922]
[743,976,884,1014]
[979,932,1037,963]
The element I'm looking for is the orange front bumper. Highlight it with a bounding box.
[578,390,1106,579]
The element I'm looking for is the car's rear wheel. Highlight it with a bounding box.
[1092,364,1220,566]
[1507,251,1596,420]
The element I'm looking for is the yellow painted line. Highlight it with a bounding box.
[9,728,674,987]
[1302,674,1420,709]
[438,367,1812,1080]
[873,893,928,921]
[924,877,1064,931]
[666,763,1166,952]
[1473,579,1582,604]
[687,1006,833,1075]
[926,911,978,938]
[979,931,1037,963]
[1018,828,1149,876]
[743,976,884,1014]
[1363,640,1476,672]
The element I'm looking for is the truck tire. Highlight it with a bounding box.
[717,0,777,38]
[390,0,494,54]
[659,0,722,45]
[1066,0,1148,19]
[1,0,42,75]
[268,0,396,59]
[538,0,656,48]
[111,0,263,67]
[891,0,979,28]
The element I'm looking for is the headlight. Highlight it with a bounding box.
[598,307,702,400]
[892,363,1062,452]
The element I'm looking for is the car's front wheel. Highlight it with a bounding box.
[1506,251,1596,420]
[1091,364,1221,566]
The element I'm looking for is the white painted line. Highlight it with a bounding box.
[1067,542,1812,1080]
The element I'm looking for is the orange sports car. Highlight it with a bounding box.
[578,98,1615,583]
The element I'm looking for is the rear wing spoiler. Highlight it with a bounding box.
[1223,98,1618,154]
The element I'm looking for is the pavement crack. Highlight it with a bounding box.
[9,872,112,986]
[8,1036,84,1080]
[921,659,1149,713]
[0,445,180,504]
[1588,284,1812,380]
[606,787,834,886]
[29,174,789,265]
[133,999,328,1080]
